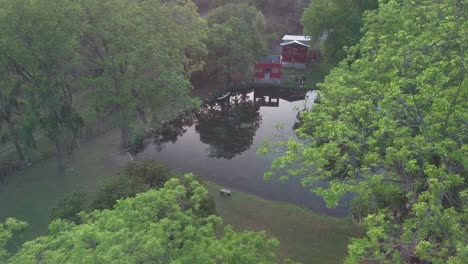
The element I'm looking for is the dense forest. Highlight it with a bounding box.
[1,0,466,263]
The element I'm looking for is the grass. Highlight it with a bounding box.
[204,181,362,264]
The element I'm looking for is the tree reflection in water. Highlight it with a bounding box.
[135,87,307,159]
[147,112,197,151]
[195,91,261,159]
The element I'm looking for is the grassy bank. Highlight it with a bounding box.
[204,182,361,263]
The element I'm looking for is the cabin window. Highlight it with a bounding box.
[255,67,263,73]
[272,68,279,73]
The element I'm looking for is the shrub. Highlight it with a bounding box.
[51,161,217,222]
[124,160,172,188]
[91,173,149,210]
[50,191,88,224]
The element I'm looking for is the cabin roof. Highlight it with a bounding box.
[280,40,310,48]
[281,35,311,47]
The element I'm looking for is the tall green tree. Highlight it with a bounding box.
[205,4,267,86]
[0,69,27,161]
[0,0,84,170]
[264,0,467,262]
[301,0,378,61]
[79,0,207,146]
[199,0,309,36]
[0,218,27,263]
[3,176,279,263]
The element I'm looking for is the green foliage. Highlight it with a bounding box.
[5,177,279,263]
[91,171,150,211]
[205,4,267,86]
[0,219,27,262]
[0,0,84,170]
[91,161,173,210]
[123,160,172,188]
[301,0,378,61]
[50,192,88,224]
[0,67,32,161]
[79,0,206,146]
[199,0,309,36]
[52,161,216,223]
[86,161,172,211]
[267,0,467,262]
[206,3,266,30]
[0,0,208,167]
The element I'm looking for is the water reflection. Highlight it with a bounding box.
[137,87,306,159]
[254,86,306,107]
[137,87,349,217]
[145,112,196,152]
[196,91,261,159]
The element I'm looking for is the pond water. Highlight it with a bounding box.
[0,86,349,248]
[135,87,349,217]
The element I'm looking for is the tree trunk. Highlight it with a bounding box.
[13,139,25,161]
[54,136,65,172]
[5,118,26,161]
[121,125,131,147]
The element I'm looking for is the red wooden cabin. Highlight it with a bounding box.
[254,55,282,85]
[280,35,311,68]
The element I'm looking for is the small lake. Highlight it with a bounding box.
[135,87,349,217]
[0,86,349,247]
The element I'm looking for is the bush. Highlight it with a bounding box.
[128,130,146,154]
[51,161,216,222]
[179,174,217,217]
[50,191,88,224]
[124,160,172,187]
[91,174,149,211]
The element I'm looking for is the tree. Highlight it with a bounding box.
[51,161,216,224]
[0,68,28,161]
[4,176,279,263]
[0,0,84,170]
[206,2,266,30]
[0,218,27,263]
[205,4,267,86]
[79,0,207,147]
[200,0,309,36]
[263,0,467,262]
[301,0,378,61]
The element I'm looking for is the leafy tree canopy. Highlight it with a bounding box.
[0,0,84,170]
[263,0,467,262]
[301,0,378,61]
[205,2,266,32]
[205,4,267,86]
[3,175,279,263]
[79,0,207,146]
